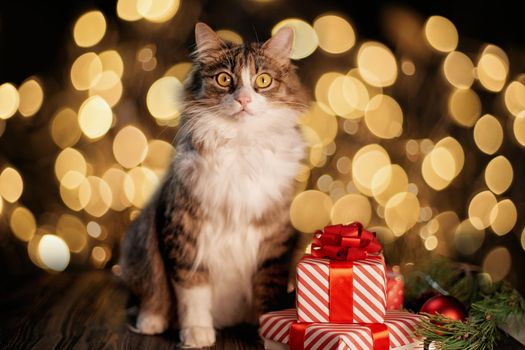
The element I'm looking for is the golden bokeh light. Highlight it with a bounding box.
[103,167,132,211]
[78,96,113,139]
[10,207,36,242]
[99,50,125,78]
[422,137,463,190]
[424,15,458,53]
[443,51,474,89]
[384,192,420,236]
[17,78,44,117]
[357,42,398,87]
[514,111,525,147]
[352,144,391,196]
[448,89,481,127]
[137,0,180,23]
[57,214,88,253]
[364,94,403,139]
[370,226,395,244]
[50,108,82,149]
[473,114,503,154]
[144,140,174,174]
[55,148,87,184]
[454,219,485,255]
[521,227,525,252]
[315,72,341,115]
[400,60,416,76]
[113,126,149,168]
[124,167,159,208]
[331,193,372,226]
[313,14,355,54]
[165,62,192,81]
[83,176,113,217]
[0,83,20,120]
[299,102,338,146]
[117,0,142,21]
[38,234,70,272]
[504,81,525,117]
[489,199,517,236]
[60,177,91,211]
[272,18,318,60]
[146,76,182,122]
[477,45,508,92]
[0,167,24,203]
[482,246,511,282]
[424,236,438,251]
[316,174,332,192]
[87,221,102,238]
[371,164,408,205]
[421,152,450,190]
[91,245,111,268]
[73,11,107,47]
[336,156,352,175]
[290,190,333,233]
[89,71,123,107]
[485,156,513,195]
[468,191,497,230]
[70,53,103,91]
[216,30,243,44]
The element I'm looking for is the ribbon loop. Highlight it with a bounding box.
[311,222,382,261]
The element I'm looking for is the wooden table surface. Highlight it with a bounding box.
[0,271,262,350]
[0,270,523,350]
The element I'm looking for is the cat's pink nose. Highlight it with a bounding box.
[235,95,251,108]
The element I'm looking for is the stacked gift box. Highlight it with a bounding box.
[259,222,422,350]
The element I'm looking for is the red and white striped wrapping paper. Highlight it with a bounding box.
[259,309,422,350]
[297,255,387,323]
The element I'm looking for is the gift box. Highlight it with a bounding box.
[260,309,422,350]
[386,266,404,310]
[297,223,387,324]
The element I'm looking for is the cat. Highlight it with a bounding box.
[119,22,308,348]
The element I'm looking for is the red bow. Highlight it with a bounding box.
[311,222,382,261]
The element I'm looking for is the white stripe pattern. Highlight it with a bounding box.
[259,309,422,350]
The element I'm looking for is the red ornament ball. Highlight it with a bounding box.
[419,295,467,321]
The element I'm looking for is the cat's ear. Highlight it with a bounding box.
[262,26,294,60]
[195,22,224,54]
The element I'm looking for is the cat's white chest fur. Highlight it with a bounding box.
[185,120,304,327]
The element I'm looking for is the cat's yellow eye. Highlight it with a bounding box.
[216,72,232,87]
[255,73,272,89]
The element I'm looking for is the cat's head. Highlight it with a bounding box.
[183,23,308,126]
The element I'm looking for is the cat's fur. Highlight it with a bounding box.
[119,23,308,348]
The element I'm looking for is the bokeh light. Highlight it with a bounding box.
[290,190,332,233]
[70,53,103,91]
[0,83,20,120]
[424,15,458,52]
[484,156,513,195]
[384,192,420,236]
[113,126,149,168]
[313,14,355,54]
[0,167,24,203]
[146,76,182,122]
[57,214,88,253]
[17,78,44,117]
[73,11,107,47]
[504,81,525,117]
[330,193,372,226]
[364,94,403,139]
[51,108,82,148]
[216,29,243,44]
[489,199,517,236]
[357,42,398,87]
[473,114,503,154]
[9,207,36,242]
[468,191,497,230]
[448,89,481,127]
[454,219,485,255]
[443,51,474,89]
[352,144,391,196]
[124,167,159,208]
[476,45,508,92]
[137,0,181,23]
[38,234,70,272]
[78,96,113,139]
[117,0,142,21]
[272,19,318,60]
[482,246,511,282]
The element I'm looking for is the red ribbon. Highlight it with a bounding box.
[311,222,382,261]
[289,321,389,350]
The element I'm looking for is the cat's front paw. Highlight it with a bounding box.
[180,326,216,348]
[135,312,168,335]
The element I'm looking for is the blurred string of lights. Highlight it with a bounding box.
[0,0,524,284]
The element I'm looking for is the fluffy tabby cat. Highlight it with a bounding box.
[119,22,307,348]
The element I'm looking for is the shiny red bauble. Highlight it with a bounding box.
[419,295,467,321]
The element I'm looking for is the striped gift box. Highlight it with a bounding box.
[259,309,422,350]
[297,254,387,323]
